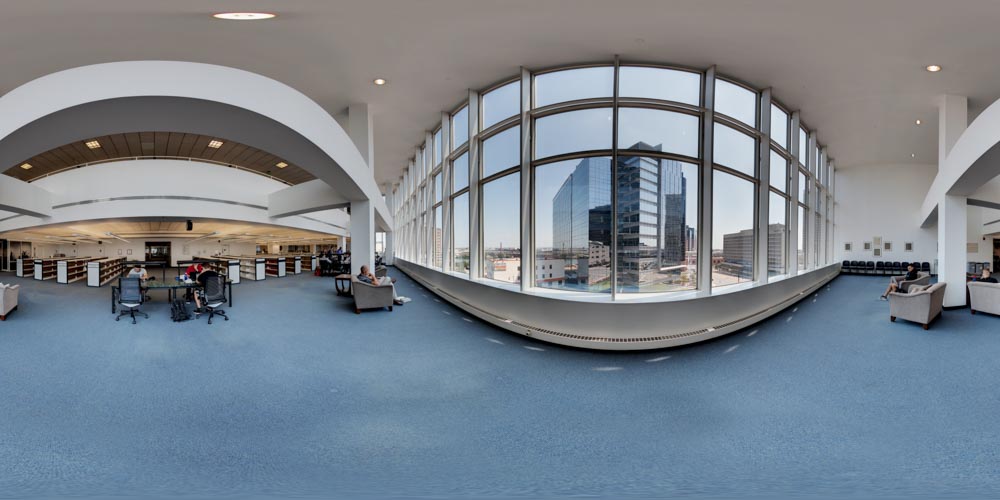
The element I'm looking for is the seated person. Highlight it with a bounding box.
[880,263,919,300]
[977,269,998,283]
[127,264,150,300]
[185,262,204,281]
[357,265,409,304]
[193,267,220,313]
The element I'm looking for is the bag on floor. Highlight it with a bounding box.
[171,299,191,322]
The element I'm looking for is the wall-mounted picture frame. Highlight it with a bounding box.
[844,242,853,251]
[874,248,882,257]
[884,241,892,252]
[127,249,132,255]
[864,241,872,251]
[905,242,914,252]
[118,249,122,255]
[873,236,882,247]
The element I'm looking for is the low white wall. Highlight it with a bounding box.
[395,259,840,351]
[835,164,938,266]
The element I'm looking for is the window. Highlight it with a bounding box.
[713,124,756,177]
[482,173,521,284]
[482,126,520,178]
[617,108,699,158]
[618,66,701,105]
[770,104,788,150]
[452,193,469,274]
[534,108,613,160]
[433,206,443,269]
[534,157,612,292]
[618,157,698,292]
[453,152,469,192]
[433,129,443,166]
[798,128,808,164]
[713,171,755,286]
[453,106,469,149]
[433,172,443,203]
[534,67,613,108]
[482,81,520,130]
[798,171,808,204]
[798,205,808,270]
[770,150,787,192]
[714,79,756,127]
[768,192,787,277]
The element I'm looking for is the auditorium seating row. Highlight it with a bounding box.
[842,260,931,275]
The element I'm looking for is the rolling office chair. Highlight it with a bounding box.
[116,277,148,324]
[199,275,229,324]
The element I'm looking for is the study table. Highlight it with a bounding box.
[111,279,233,314]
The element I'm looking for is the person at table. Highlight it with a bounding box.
[357,265,409,304]
[127,264,150,301]
[192,267,221,313]
[336,246,344,255]
[185,262,204,281]
[976,269,998,283]
[880,263,919,300]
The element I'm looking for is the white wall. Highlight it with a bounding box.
[835,164,938,266]
[31,239,256,266]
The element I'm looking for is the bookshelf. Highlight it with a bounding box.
[87,257,126,287]
[34,258,60,281]
[57,256,101,284]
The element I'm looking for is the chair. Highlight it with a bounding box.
[875,262,886,276]
[921,262,931,273]
[352,277,394,313]
[199,275,229,324]
[895,272,931,292]
[850,261,861,274]
[889,262,901,275]
[841,260,851,273]
[0,283,19,320]
[116,277,148,324]
[968,281,1000,316]
[865,261,875,275]
[889,282,947,330]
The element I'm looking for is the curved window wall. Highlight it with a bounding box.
[390,61,836,300]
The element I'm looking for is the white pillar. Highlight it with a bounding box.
[348,103,375,169]
[938,95,967,169]
[937,95,969,307]
[350,200,374,276]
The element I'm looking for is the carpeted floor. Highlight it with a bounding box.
[1,270,999,499]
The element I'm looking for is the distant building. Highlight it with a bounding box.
[551,157,612,289]
[720,223,787,278]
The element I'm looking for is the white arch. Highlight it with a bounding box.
[0,60,390,226]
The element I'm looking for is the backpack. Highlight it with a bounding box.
[171,298,191,322]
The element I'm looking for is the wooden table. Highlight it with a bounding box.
[335,274,352,296]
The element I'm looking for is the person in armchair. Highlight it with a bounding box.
[358,265,410,305]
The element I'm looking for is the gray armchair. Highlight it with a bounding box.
[889,282,946,330]
[968,281,1000,316]
[352,277,394,314]
[0,283,19,320]
[894,272,931,292]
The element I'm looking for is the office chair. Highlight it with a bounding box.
[116,277,148,324]
[200,275,229,324]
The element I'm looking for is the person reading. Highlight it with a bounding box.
[357,265,409,305]
[977,269,998,283]
[880,263,919,300]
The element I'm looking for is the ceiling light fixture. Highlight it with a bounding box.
[911,153,916,158]
[212,12,276,20]
[85,140,101,149]
[373,78,387,86]
[207,140,224,148]
[276,161,288,168]
[926,65,942,72]
[20,163,32,170]
[915,119,922,125]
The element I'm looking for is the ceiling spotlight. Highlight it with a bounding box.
[926,65,942,72]
[212,12,276,21]
[85,140,101,149]
[276,161,288,168]
[911,153,916,158]
[373,78,387,86]
[915,119,922,125]
[207,140,224,148]
[20,163,32,170]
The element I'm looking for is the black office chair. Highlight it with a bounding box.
[841,260,850,272]
[852,261,861,274]
[116,277,148,324]
[893,261,903,274]
[875,262,886,275]
[921,262,931,273]
[199,275,229,324]
[866,261,875,275]
[900,261,910,273]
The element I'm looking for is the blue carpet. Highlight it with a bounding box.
[0,271,999,499]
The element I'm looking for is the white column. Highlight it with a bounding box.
[519,67,532,291]
[789,111,801,274]
[698,66,716,294]
[350,199,374,276]
[756,88,771,282]
[937,95,969,307]
[468,89,482,279]
[348,103,375,169]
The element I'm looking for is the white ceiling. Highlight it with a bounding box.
[0,218,340,244]
[2,0,999,187]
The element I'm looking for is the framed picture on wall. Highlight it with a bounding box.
[873,236,882,247]
[127,249,132,255]
[844,243,852,251]
[864,242,872,251]
[874,248,882,257]
[905,242,914,252]
[884,241,892,252]
[118,249,122,255]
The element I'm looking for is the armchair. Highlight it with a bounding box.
[894,272,931,292]
[889,282,946,330]
[968,281,1000,316]
[352,277,394,313]
[0,283,19,320]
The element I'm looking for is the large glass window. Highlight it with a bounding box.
[798,171,808,203]
[433,206,443,269]
[534,108,613,160]
[715,79,756,127]
[770,104,788,150]
[713,124,756,177]
[434,129,443,165]
[452,193,469,274]
[452,152,469,192]
[618,66,701,105]
[770,150,787,192]
[482,173,521,284]
[453,106,469,148]
[433,172,443,203]
[534,67,613,108]
[617,157,699,292]
[768,192,787,277]
[482,126,521,178]
[617,108,699,158]
[798,127,808,164]
[798,204,808,270]
[482,81,520,130]
[534,157,612,292]
[712,171,755,287]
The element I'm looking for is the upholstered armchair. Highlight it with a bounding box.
[352,278,394,313]
[968,281,1000,316]
[889,282,946,330]
[895,272,931,292]
[0,283,19,320]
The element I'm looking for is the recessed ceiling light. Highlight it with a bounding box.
[915,119,922,125]
[19,163,32,170]
[207,140,224,148]
[926,65,942,72]
[276,162,288,168]
[212,12,276,21]
[911,153,916,158]
[85,140,101,149]
[373,78,387,86]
